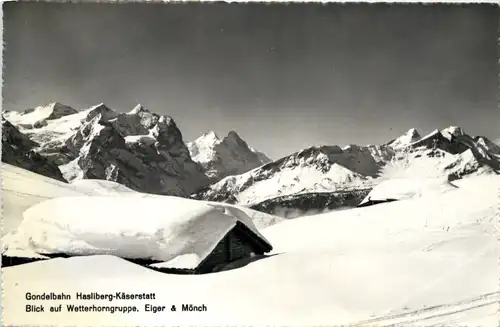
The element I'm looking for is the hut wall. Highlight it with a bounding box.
[197,227,261,273]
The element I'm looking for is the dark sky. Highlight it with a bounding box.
[2,3,499,159]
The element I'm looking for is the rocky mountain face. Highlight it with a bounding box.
[186,130,271,182]
[1,116,66,182]
[2,103,210,196]
[192,126,500,208]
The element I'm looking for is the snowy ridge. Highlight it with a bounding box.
[476,137,500,154]
[193,145,378,206]
[186,130,271,182]
[3,102,78,129]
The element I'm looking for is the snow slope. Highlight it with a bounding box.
[2,174,498,326]
[186,130,271,182]
[1,164,87,236]
[358,177,458,206]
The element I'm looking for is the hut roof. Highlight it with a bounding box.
[4,195,272,270]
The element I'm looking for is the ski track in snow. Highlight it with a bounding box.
[349,291,499,327]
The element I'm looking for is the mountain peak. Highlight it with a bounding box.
[89,103,109,111]
[224,130,247,147]
[129,104,147,115]
[84,103,118,122]
[226,130,241,139]
[389,128,421,148]
[441,126,465,140]
[187,129,271,181]
[406,128,420,136]
[201,130,221,142]
[5,102,79,128]
[46,101,66,108]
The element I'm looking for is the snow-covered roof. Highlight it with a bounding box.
[359,177,457,206]
[5,195,272,270]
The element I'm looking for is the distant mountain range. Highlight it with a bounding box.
[2,102,499,214]
[192,126,500,209]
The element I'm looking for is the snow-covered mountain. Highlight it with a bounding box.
[3,103,209,196]
[2,102,272,196]
[193,127,500,207]
[186,130,271,182]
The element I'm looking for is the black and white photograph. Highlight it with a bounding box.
[1,2,499,326]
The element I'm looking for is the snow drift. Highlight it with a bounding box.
[4,195,271,268]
